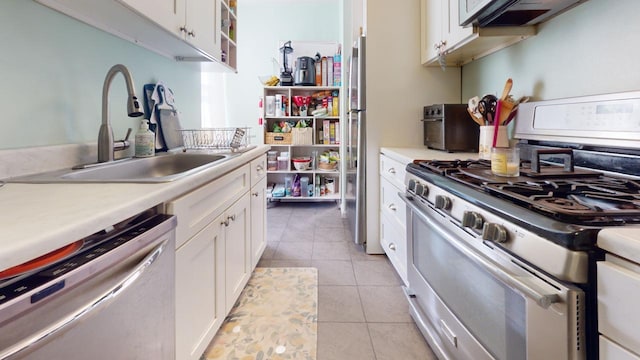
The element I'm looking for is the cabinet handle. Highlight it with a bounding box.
[187,30,195,38]
[388,167,396,174]
[256,165,264,174]
[388,203,397,211]
[179,26,188,33]
[228,214,236,222]
[388,243,397,251]
[221,219,229,227]
[252,191,259,197]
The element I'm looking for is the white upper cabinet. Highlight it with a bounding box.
[184,0,220,59]
[421,0,536,67]
[120,0,184,34]
[35,0,228,65]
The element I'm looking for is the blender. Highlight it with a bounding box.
[279,41,294,86]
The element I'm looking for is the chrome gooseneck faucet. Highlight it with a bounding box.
[97,64,144,163]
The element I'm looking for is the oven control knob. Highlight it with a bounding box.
[415,183,424,197]
[434,195,451,210]
[462,211,484,229]
[408,179,417,192]
[482,223,508,243]
[420,185,429,197]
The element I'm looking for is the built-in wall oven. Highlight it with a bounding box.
[401,187,585,359]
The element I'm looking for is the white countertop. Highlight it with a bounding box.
[0,145,269,272]
[598,227,640,264]
[381,147,479,163]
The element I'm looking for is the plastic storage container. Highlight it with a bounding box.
[277,156,288,171]
[300,177,309,197]
[284,176,293,196]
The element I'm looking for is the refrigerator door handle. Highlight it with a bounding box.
[347,115,353,168]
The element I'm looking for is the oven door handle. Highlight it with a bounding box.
[400,193,560,309]
[0,239,169,360]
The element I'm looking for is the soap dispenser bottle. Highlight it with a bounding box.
[135,119,155,158]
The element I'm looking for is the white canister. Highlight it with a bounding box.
[265,96,275,116]
[479,126,508,160]
[275,95,284,117]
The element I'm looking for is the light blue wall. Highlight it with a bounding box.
[0,1,202,150]
[462,0,640,102]
[222,0,341,135]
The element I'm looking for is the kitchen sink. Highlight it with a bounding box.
[7,152,236,183]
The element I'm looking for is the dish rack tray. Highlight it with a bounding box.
[179,127,252,151]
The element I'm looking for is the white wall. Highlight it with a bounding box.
[462,0,640,102]
[210,0,342,141]
[363,0,461,253]
[0,1,202,151]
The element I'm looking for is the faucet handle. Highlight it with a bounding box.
[123,127,132,141]
[114,128,133,152]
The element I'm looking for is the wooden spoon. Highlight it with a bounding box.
[501,78,513,101]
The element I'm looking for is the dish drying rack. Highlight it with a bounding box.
[179,127,253,152]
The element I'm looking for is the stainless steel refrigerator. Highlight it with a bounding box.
[346,36,366,247]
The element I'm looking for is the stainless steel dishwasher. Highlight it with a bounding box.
[0,209,176,360]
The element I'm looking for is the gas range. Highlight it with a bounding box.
[402,91,640,360]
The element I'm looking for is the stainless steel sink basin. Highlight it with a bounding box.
[8,153,235,183]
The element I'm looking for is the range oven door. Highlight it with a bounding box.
[401,194,585,360]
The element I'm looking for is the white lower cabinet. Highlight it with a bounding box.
[223,192,251,313]
[175,217,225,360]
[598,254,640,359]
[167,159,266,360]
[250,176,267,268]
[379,153,409,285]
[250,155,267,268]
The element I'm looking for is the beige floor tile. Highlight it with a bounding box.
[312,242,351,261]
[349,242,388,262]
[268,259,313,267]
[318,286,365,322]
[313,227,348,242]
[266,226,285,242]
[280,228,314,242]
[286,216,318,232]
[368,323,436,360]
[358,286,412,323]
[272,242,313,260]
[312,260,356,286]
[317,323,376,360]
[261,241,278,259]
[353,260,403,286]
[256,258,270,267]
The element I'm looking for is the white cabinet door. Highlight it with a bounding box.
[119,0,185,38]
[250,176,267,269]
[443,0,473,50]
[224,192,252,312]
[185,0,220,58]
[600,336,640,360]
[175,216,225,360]
[598,256,640,356]
[420,0,442,64]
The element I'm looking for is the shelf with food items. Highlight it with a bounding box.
[263,87,340,119]
[267,173,339,201]
[266,148,339,202]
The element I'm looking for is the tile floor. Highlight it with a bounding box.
[259,201,437,360]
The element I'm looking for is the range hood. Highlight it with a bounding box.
[460,0,586,27]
